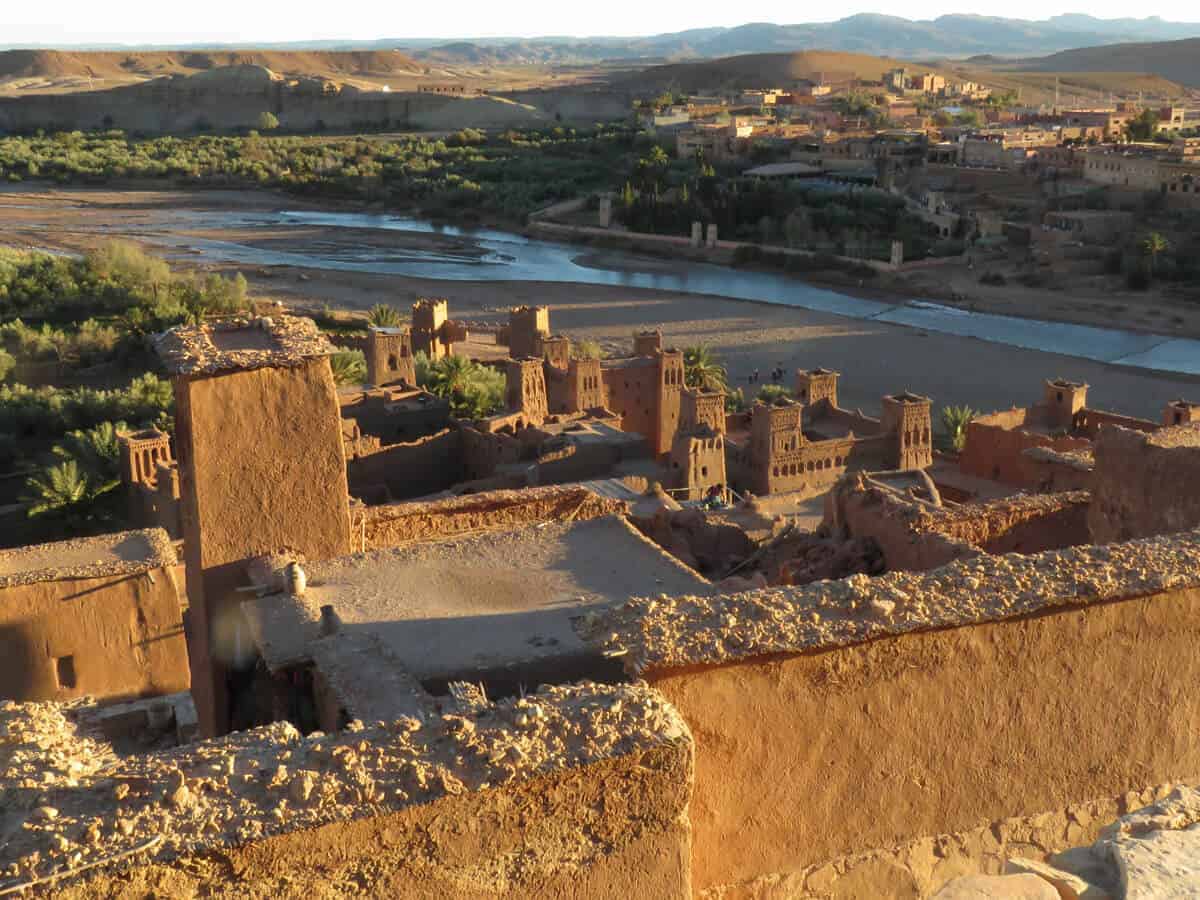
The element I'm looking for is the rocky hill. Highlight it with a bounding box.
[1004,37,1200,88]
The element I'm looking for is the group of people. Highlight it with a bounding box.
[747,364,786,386]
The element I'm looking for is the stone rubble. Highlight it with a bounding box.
[0,681,688,892]
[577,528,1200,673]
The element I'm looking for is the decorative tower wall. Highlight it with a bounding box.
[750,401,804,494]
[118,428,173,492]
[1043,379,1089,430]
[537,334,571,372]
[365,327,415,388]
[881,392,934,471]
[509,305,551,360]
[633,330,663,357]
[412,299,451,359]
[654,349,686,457]
[681,388,727,436]
[567,358,604,413]
[794,368,840,410]
[506,358,548,427]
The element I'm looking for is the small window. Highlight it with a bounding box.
[1176,412,1184,424]
[1056,391,1063,402]
[55,655,77,690]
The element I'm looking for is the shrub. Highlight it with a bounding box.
[756,384,793,405]
[571,339,605,360]
[329,347,367,386]
[940,405,978,452]
[367,304,404,328]
[979,272,1006,286]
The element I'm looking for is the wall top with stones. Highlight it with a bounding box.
[0,528,176,590]
[0,681,690,893]
[578,528,1200,675]
[154,315,334,376]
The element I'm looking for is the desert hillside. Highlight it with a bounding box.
[0,49,425,93]
[1008,37,1200,88]
[623,51,922,92]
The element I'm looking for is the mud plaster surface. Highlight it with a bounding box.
[154,314,333,375]
[0,528,174,588]
[0,681,690,892]
[581,527,1200,673]
[299,516,711,683]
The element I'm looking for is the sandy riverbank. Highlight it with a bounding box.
[0,186,1197,419]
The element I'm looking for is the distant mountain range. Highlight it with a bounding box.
[6,15,1200,62]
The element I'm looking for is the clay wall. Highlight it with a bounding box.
[13,684,692,900]
[558,358,603,414]
[1089,423,1200,543]
[1018,448,1094,494]
[794,369,839,409]
[602,356,678,456]
[669,431,727,500]
[880,394,933,470]
[1072,407,1159,439]
[345,428,465,502]
[0,561,188,704]
[813,405,882,435]
[338,389,450,444]
[505,358,548,425]
[638,574,1200,895]
[830,478,1092,570]
[354,485,626,550]
[460,423,522,481]
[173,357,352,736]
[960,412,1089,486]
[365,328,415,388]
[537,334,571,371]
[508,306,550,360]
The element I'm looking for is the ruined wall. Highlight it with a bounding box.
[356,485,626,550]
[0,549,188,703]
[1089,422,1200,544]
[1072,408,1158,440]
[345,428,465,502]
[4,683,693,900]
[830,479,1092,570]
[583,531,1200,896]
[959,409,1089,487]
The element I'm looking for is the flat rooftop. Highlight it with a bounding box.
[0,528,175,588]
[155,314,333,375]
[246,516,709,691]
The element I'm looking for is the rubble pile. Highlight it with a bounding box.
[580,528,1200,673]
[0,682,688,893]
[632,506,754,576]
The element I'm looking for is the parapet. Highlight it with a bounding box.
[579,527,1200,674]
[0,528,176,589]
[0,681,693,897]
[154,315,333,376]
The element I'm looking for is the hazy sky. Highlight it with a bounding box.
[5,2,1200,45]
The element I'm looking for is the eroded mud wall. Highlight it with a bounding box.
[647,587,1200,894]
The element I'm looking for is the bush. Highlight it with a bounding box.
[571,339,604,360]
[756,384,793,405]
[979,272,1006,286]
[329,347,367,386]
[367,304,404,328]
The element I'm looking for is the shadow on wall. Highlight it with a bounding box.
[0,623,37,701]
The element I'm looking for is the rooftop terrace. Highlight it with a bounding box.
[0,528,176,589]
[154,315,334,376]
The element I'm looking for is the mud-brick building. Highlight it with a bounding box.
[0,528,189,703]
[726,368,933,496]
[155,315,353,738]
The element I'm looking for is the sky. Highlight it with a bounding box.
[5,2,1200,45]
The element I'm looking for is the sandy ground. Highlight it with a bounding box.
[1,186,1198,421]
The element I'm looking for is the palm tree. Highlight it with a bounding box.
[1141,233,1169,278]
[329,348,367,386]
[367,304,404,328]
[53,420,126,490]
[683,344,728,393]
[940,405,978,452]
[23,459,94,518]
[424,356,504,418]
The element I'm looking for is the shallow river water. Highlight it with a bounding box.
[130,209,1200,377]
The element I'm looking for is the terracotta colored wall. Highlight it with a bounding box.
[1089,424,1200,544]
[345,428,465,501]
[960,415,1089,487]
[0,568,189,703]
[357,486,626,550]
[647,587,1200,894]
[174,358,351,736]
[60,741,693,900]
